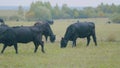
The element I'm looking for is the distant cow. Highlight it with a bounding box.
[107,21,111,24]
[0,18,4,24]
[60,21,97,48]
[35,21,56,42]
[0,23,45,54]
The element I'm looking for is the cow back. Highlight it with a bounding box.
[13,26,41,43]
[64,22,95,40]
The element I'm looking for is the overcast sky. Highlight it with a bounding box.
[0,0,120,7]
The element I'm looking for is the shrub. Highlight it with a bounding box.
[110,13,120,23]
[106,34,116,42]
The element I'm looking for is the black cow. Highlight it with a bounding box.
[107,21,111,24]
[0,23,45,54]
[0,18,4,24]
[35,21,56,42]
[45,20,54,25]
[60,21,97,48]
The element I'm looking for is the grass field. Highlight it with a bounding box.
[0,18,120,68]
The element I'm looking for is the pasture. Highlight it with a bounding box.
[0,18,120,68]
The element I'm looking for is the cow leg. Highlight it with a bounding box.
[33,42,39,53]
[37,34,45,53]
[1,44,7,54]
[87,36,91,46]
[72,37,77,47]
[39,41,45,53]
[92,34,97,46]
[45,35,48,42]
[72,40,76,47]
[13,43,18,54]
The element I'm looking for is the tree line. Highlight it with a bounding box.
[1,1,120,23]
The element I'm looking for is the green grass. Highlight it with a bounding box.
[0,18,120,68]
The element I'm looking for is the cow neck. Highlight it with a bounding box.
[63,28,71,41]
[49,31,54,36]
[47,25,54,36]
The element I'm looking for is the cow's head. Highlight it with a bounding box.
[60,37,68,48]
[50,34,56,43]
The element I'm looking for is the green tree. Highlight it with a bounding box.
[18,6,25,20]
[110,13,120,23]
[25,1,120,20]
[26,1,52,21]
[34,6,52,21]
[25,11,35,21]
[73,8,79,18]
[44,2,52,10]
[61,4,72,19]
[52,4,61,19]
[116,5,120,13]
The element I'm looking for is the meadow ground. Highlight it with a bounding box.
[0,18,120,68]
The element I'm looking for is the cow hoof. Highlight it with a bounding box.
[42,51,45,53]
[1,52,3,54]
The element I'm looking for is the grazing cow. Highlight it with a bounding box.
[0,18,4,24]
[0,23,45,54]
[35,21,56,42]
[60,21,97,48]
